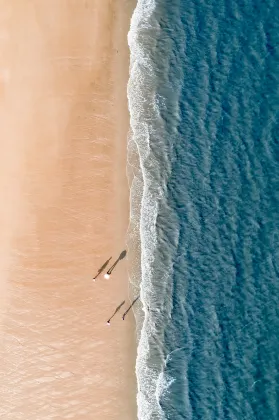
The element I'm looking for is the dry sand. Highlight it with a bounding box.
[0,1,137,419]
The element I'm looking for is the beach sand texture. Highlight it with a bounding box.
[0,1,137,419]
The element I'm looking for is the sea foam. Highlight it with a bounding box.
[127,0,176,419]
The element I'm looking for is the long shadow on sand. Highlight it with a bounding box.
[93,257,112,280]
[122,296,140,320]
[107,300,126,324]
[106,250,127,276]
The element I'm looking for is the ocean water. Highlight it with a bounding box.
[127,0,279,419]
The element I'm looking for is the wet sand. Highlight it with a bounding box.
[0,1,137,419]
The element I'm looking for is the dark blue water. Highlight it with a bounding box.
[128,0,279,419]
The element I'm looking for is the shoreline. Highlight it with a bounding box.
[0,1,137,419]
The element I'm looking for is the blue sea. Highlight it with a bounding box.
[127,0,279,419]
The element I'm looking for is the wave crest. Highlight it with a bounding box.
[127,1,178,419]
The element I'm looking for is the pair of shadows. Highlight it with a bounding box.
[107,296,140,325]
[93,250,127,280]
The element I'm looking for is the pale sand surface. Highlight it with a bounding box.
[0,1,137,419]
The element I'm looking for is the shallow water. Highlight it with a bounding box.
[128,0,279,418]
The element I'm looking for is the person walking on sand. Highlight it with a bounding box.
[105,250,127,278]
[106,300,125,325]
[93,257,112,281]
[122,296,140,320]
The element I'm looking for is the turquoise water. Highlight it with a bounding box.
[127,0,279,419]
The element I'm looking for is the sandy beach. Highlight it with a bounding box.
[0,1,137,419]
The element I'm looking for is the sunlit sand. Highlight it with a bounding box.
[0,1,136,419]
